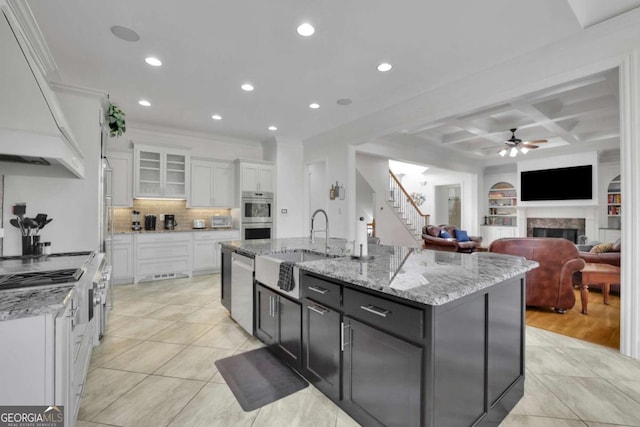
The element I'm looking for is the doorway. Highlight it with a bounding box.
[434,184,461,227]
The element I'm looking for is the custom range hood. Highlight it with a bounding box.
[0,5,84,179]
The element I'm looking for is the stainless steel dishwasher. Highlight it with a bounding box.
[230,252,254,334]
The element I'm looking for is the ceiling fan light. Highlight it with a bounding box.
[509,147,518,157]
[520,146,530,154]
[498,148,507,157]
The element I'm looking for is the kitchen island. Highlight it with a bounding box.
[220,239,538,427]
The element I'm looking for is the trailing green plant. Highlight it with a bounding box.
[107,103,126,137]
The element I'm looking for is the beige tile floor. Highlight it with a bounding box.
[77,274,640,427]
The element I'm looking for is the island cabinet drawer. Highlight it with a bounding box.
[301,274,341,310]
[343,288,423,343]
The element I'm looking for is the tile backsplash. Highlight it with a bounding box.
[113,200,231,231]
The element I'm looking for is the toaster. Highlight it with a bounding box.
[192,219,206,229]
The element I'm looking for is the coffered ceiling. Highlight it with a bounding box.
[22,0,638,156]
[394,69,620,163]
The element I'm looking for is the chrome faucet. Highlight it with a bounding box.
[310,209,329,253]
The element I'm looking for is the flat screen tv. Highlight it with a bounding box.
[521,165,592,201]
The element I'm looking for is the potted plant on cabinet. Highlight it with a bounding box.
[107,102,126,137]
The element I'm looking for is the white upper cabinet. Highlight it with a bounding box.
[134,144,190,199]
[239,162,275,192]
[189,159,236,207]
[108,151,133,207]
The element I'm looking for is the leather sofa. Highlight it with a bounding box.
[422,224,482,253]
[489,237,585,313]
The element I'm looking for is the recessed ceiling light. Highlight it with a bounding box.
[110,25,140,42]
[268,126,278,131]
[138,100,151,107]
[211,114,222,120]
[336,98,352,106]
[241,83,254,92]
[297,22,315,37]
[145,57,162,67]
[377,62,392,72]
[309,103,320,109]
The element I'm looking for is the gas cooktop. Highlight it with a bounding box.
[0,268,84,290]
[0,251,93,261]
[0,251,94,291]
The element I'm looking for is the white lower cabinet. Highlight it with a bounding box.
[193,230,240,274]
[135,232,193,283]
[110,234,134,284]
[481,225,517,248]
[111,231,240,284]
[0,306,94,427]
[599,228,621,243]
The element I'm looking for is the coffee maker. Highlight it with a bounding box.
[144,215,157,230]
[131,210,142,231]
[164,214,177,230]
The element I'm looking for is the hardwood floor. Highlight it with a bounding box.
[526,288,620,349]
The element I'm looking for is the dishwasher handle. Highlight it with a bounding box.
[232,253,254,270]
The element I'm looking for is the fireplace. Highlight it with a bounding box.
[527,218,585,244]
[532,227,578,243]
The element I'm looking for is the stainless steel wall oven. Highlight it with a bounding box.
[242,191,273,223]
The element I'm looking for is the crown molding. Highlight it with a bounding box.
[50,81,108,100]
[7,0,58,80]
[127,122,263,148]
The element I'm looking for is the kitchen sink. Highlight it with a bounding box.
[254,250,335,299]
[265,250,330,263]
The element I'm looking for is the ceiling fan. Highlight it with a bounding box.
[499,128,548,157]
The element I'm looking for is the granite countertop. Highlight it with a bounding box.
[220,237,348,258]
[0,285,75,321]
[223,238,539,306]
[115,228,239,234]
[0,252,104,321]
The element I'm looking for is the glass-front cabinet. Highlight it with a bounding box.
[134,144,190,199]
[487,182,517,227]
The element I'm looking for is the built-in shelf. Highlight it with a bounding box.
[607,175,621,226]
[486,182,517,226]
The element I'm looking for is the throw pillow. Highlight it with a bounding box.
[612,238,622,252]
[454,229,470,242]
[589,242,613,254]
[440,230,452,239]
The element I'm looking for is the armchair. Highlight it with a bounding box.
[489,237,585,313]
[421,224,482,253]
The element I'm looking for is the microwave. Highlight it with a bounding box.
[211,215,232,229]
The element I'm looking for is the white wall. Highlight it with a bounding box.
[269,139,305,238]
[398,173,428,213]
[2,91,102,254]
[303,139,354,239]
[355,170,374,221]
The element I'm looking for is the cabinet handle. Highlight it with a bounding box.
[308,286,328,295]
[308,305,328,315]
[273,296,278,317]
[360,304,390,318]
[269,296,273,317]
[341,322,351,351]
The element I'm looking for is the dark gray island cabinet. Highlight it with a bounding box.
[299,270,526,427]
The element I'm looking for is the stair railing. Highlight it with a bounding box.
[388,169,430,238]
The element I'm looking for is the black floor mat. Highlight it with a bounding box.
[214,347,308,411]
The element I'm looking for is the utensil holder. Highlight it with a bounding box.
[32,236,41,255]
[22,236,33,255]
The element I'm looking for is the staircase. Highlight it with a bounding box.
[388,169,429,244]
